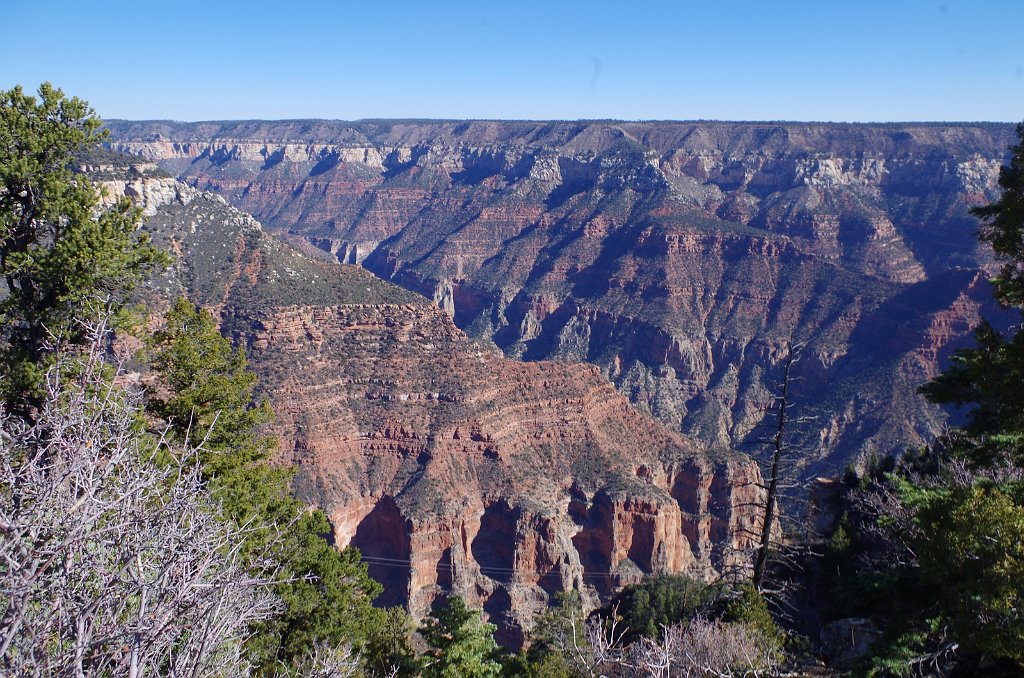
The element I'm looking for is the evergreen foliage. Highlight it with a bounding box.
[509,651,576,678]
[526,590,586,654]
[0,82,401,674]
[911,482,1024,662]
[419,597,504,678]
[607,574,716,642]
[920,320,1024,467]
[919,123,1024,465]
[722,583,786,654]
[149,297,282,514]
[517,591,586,677]
[603,575,785,655]
[365,606,419,677]
[148,298,386,670]
[0,83,166,409]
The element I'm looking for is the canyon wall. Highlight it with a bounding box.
[127,178,764,644]
[108,120,1015,475]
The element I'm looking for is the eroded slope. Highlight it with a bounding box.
[127,178,763,644]
[108,120,1013,473]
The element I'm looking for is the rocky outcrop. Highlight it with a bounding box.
[98,176,195,215]
[251,302,761,645]
[126,181,766,646]
[106,120,1015,476]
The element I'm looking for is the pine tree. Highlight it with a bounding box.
[148,298,385,670]
[149,297,284,520]
[0,83,165,410]
[419,597,504,678]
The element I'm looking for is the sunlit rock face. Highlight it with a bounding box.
[123,182,765,646]
[108,119,1014,477]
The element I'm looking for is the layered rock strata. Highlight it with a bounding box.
[107,120,1015,474]
[129,180,764,644]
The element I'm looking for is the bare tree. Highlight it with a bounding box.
[532,600,631,678]
[751,342,802,590]
[575,612,631,677]
[0,319,280,677]
[275,643,363,678]
[629,617,781,678]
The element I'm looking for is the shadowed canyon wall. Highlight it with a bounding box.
[108,120,1015,476]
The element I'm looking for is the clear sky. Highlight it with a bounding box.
[3,0,1022,122]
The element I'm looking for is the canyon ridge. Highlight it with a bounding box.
[114,174,765,645]
[107,120,1016,479]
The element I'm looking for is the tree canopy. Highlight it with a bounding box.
[419,597,504,678]
[0,83,165,409]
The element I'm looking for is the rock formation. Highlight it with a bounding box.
[107,120,1015,475]
[124,177,764,645]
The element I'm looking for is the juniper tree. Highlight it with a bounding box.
[0,83,165,411]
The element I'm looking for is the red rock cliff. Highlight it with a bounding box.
[251,303,763,645]
[133,185,766,645]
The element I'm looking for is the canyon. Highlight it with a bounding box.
[107,120,1016,477]
[124,175,764,644]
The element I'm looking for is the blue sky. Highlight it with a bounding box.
[3,0,1022,122]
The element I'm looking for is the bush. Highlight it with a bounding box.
[0,320,278,674]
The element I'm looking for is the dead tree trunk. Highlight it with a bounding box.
[753,343,799,591]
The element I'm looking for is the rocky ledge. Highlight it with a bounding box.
[122,179,766,645]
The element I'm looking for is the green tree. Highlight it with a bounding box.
[148,298,385,670]
[519,591,586,677]
[906,123,1024,668]
[722,583,786,657]
[365,606,419,676]
[0,83,165,410]
[920,124,1024,468]
[419,597,504,678]
[527,591,586,654]
[911,483,1024,662]
[607,574,716,642]
[149,297,282,519]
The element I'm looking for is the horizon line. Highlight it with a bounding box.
[104,117,1020,127]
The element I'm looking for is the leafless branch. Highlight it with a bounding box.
[0,317,281,676]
